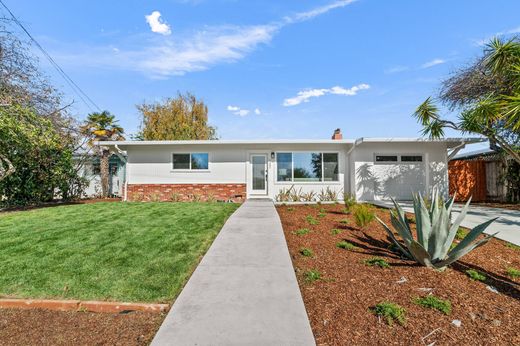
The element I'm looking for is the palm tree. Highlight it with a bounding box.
[81,111,124,197]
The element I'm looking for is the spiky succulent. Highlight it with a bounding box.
[376,189,498,270]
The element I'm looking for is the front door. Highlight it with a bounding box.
[250,154,267,195]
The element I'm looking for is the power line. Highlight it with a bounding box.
[0,0,102,112]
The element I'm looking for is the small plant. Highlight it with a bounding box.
[341,208,350,214]
[343,192,357,210]
[364,257,390,268]
[170,192,181,202]
[132,192,145,202]
[290,187,303,202]
[287,207,295,212]
[506,267,520,279]
[295,228,311,236]
[304,269,322,282]
[406,215,416,224]
[339,219,349,225]
[300,191,316,202]
[455,227,468,240]
[331,228,342,235]
[319,207,326,213]
[306,215,319,225]
[353,204,375,228]
[300,247,314,257]
[506,242,520,251]
[206,193,216,203]
[318,187,339,202]
[413,295,451,315]
[466,269,486,281]
[190,194,202,202]
[148,192,161,202]
[336,241,357,250]
[376,189,498,270]
[317,212,326,218]
[275,186,295,202]
[371,302,406,326]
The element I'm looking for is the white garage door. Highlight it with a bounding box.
[371,154,426,201]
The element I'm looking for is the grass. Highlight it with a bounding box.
[413,295,451,315]
[336,241,357,251]
[330,228,342,235]
[466,269,486,282]
[506,267,520,279]
[300,247,314,257]
[304,269,322,282]
[371,302,406,326]
[0,202,238,303]
[455,227,468,240]
[364,257,390,268]
[295,228,311,236]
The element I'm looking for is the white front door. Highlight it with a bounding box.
[250,154,268,195]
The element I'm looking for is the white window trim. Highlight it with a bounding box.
[274,151,340,184]
[373,153,424,164]
[171,152,210,171]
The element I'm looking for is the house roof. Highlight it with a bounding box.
[451,147,497,160]
[97,137,484,149]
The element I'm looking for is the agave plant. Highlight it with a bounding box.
[376,189,498,270]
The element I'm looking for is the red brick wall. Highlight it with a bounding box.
[126,183,246,203]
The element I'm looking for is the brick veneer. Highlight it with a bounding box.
[126,183,247,203]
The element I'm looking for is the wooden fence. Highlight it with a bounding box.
[448,160,487,202]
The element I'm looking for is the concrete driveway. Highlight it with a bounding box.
[373,201,520,246]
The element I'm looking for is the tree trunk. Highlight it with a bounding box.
[100,149,110,198]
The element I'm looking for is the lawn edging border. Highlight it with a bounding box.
[0,298,169,314]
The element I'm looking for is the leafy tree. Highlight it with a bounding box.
[414,37,520,164]
[136,92,217,140]
[0,105,85,206]
[81,111,124,197]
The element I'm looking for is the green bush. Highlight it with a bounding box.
[300,247,314,257]
[371,302,406,326]
[343,193,357,210]
[506,267,520,279]
[413,295,451,315]
[364,257,390,268]
[466,269,486,281]
[353,204,375,228]
[304,269,322,282]
[336,241,357,251]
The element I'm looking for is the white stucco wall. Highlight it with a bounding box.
[350,142,448,201]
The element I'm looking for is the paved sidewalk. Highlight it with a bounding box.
[373,201,520,246]
[151,199,315,346]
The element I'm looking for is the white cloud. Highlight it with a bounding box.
[475,26,520,46]
[384,65,409,74]
[227,105,252,117]
[227,105,240,111]
[51,1,356,77]
[283,84,369,107]
[421,58,446,68]
[145,11,172,36]
[254,108,261,115]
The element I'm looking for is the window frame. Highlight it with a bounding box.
[373,153,424,164]
[275,151,340,184]
[172,152,210,171]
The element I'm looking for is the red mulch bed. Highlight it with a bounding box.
[277,203,520,345]
[0,308,164,345]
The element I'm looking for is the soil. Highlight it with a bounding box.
[0,198,122,213]
[0,308,164,345]
[277,203,520,346]
[471,202,520,211]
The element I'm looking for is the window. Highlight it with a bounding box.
[276,152,339,182]
[375,155,398,163]
[401,155,423,162]
[172,153,208,170]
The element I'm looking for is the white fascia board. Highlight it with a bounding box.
[95,139,356,146]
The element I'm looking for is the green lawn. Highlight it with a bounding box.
[0,202,238,303]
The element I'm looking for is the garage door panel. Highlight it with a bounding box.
[371,163,426,201]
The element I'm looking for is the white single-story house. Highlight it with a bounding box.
[99,130,482,203]
[74,154,126,198]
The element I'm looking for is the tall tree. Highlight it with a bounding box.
[413,37,520,164]
[136,92,217,140]
[81,111,124,197]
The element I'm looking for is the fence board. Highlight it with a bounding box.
[448,160,487,202]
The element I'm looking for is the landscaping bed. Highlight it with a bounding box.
[0,308,164,345]
[277,203,520,345]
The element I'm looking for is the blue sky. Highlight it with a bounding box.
[5,0,520,147]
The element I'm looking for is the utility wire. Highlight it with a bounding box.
[0,0,102,112]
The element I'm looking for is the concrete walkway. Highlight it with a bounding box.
[151,199,315,346]
[373,201,520,246]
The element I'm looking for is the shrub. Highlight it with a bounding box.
[455,227,468,240]
[300,247,314,257]
[295,228,311,236]
[275,186,294,202]
[170,192,181,202]
[506,267,520,279]
[336,241,357,250]
[343,192,357,210]
[148,192,162,202]
[318,187,339,202]
[353,204,375,228]
[376,189,497,270]
[300,191,316,202]
[466,269,486,281]
[306,215,319,225]
[331,228,342,235]
[371,302,406,326]
[304,269,322,282]
[364,257,390,268]
[413,295,451,315]
[206,193,216,203]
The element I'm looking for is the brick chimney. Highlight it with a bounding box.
[331,128,342,140]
